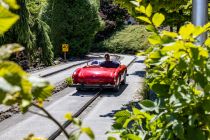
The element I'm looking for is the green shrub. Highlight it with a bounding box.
[92,25,151,54]
[111,1,210,140]
[66,77,73,86]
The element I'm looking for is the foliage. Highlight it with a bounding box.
[111,1,210,140]
[66,77,73,86]
[95,0,128,42]
[93,25,150,54]
[50,0,102,58]
[0,1,19,35]
[114,0,191,30]
[0,0,54,66]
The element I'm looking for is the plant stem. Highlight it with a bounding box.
[28,110,49,119]
[32,103,69,139]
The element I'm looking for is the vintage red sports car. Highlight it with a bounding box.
[72,61,127,91]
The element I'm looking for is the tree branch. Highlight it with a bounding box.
[32,103,69,139]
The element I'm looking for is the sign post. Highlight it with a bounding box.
[192,0,208,45]
[62,44,69,61]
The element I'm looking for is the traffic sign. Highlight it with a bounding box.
[62,44,69,52]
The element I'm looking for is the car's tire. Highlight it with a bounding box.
[121,71,127,85]
[113,76,120,92]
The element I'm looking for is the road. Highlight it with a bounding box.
[0,54,145,140]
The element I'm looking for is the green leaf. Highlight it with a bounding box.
[146,25,156,32]
[202,100,210,112]
[114,110,131,118]
[107,136,117,140]
[3,0,19,9]
[0,6,19,35]
[179,23,195,40]
[122,134,141,140]
[64,112,73,121]
[204,38,210,46]
[139,100,156,111]
[29,76,53,101]
[186,127,206,140]
[149,51,161,59]
[81,127,95,140]
[162,31,178,38]
[132,107,143,115]
[137,16,152,24]
[123,118,133,128]
[172,120,184,139]
[145,4,152,17]
[152,13,165,27]
[135,6,145,13]
[148,34,162,45]
[151,84,169,97]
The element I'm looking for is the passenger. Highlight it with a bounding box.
[100,53,120,68]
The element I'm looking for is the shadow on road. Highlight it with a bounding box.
[129,71,146,77]
[99,101,141,118]
[134,60,144,63]
[71,84,128,97]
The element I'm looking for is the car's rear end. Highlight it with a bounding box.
[72,66,119,90]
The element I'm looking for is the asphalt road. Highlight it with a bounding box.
[0,55,139,140]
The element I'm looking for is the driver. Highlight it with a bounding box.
[100,53,120,68]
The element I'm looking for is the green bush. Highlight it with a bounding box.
[92,25,151,54]
[66,77,73,86]
[111,1,210,140]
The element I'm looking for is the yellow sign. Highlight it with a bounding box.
[62,44,69,52]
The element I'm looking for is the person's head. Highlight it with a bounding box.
[104,53,110,61]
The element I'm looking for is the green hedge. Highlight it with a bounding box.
[92,25,150,54]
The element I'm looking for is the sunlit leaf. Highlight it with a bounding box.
[148,34,162,45]
[137,16,152,24]
[135,6,145,13]
[146,25,156,32]
[145,4,152,17]
[107,136,117,140]
[152,13,165,27]
[0,6,19,35]
[64,112,73,121]
[3,0,19,9]
[122,134,141,140]
[204,38,210,46]
[162,31,178,38]
[81,127,95,140]
[179,23,195,40]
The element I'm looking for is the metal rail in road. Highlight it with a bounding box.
[48,56,137,140]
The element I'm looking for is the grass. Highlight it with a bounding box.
[92,25,151,54]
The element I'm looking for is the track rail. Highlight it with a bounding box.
[48,56,137,140]
[48,90,102,140]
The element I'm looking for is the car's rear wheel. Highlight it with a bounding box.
[121,71,127,85]
[113,76,120,92]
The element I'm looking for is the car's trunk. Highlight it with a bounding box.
[78,67,116,84]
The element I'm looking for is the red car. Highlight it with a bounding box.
[72,61,127,91]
